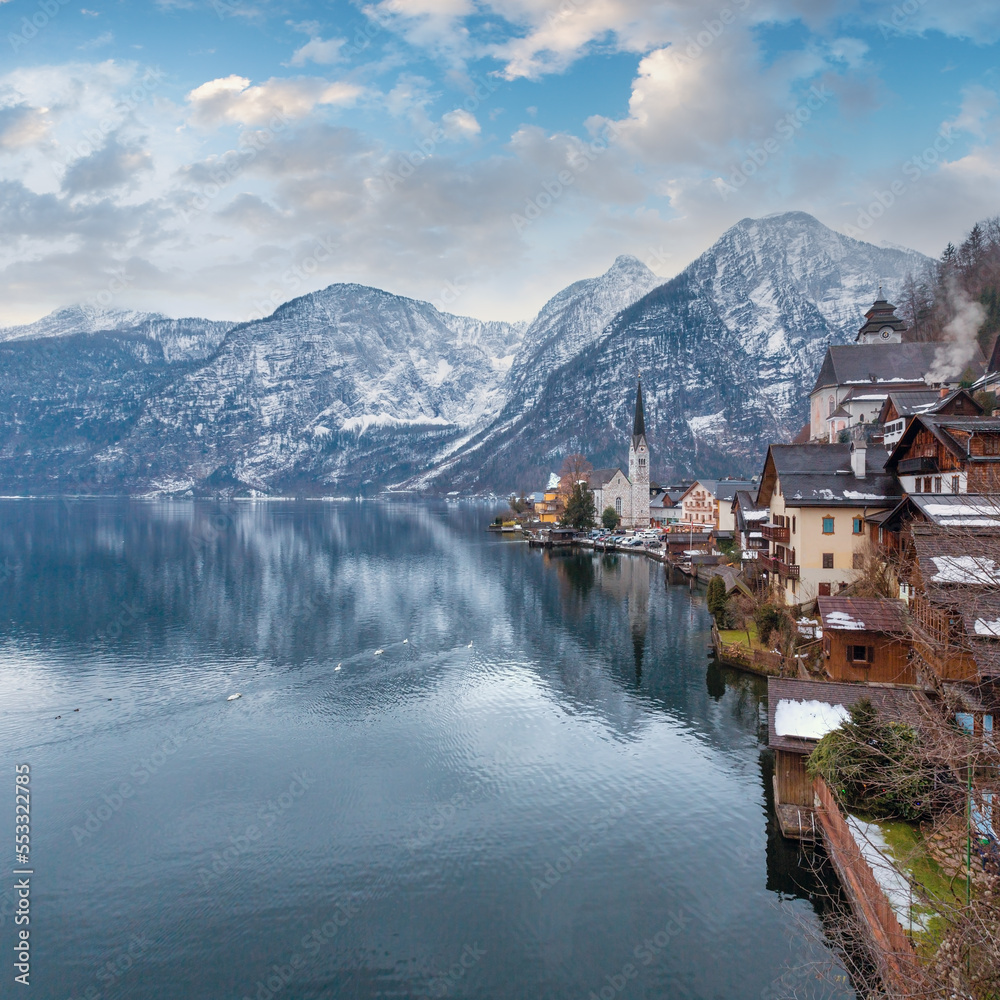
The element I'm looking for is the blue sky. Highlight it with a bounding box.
[1,0,999,323]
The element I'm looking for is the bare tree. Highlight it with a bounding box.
[558,453,593,495]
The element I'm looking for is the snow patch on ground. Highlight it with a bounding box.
[342,414,453,434]
[846,816,932,933]
[774,699,849,739]
[686,410,727,437]
[425,358,454,387]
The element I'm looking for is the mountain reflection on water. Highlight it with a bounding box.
[0,500,853,1000]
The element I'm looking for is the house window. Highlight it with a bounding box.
[818,582,832,596]
[913,478,921,493]
[850,645,873,664]
[791,516,796,534]
[823,553,834,569]
[952,475,960,493]
[923,477,932,492]
[822,517,834,534]
[934,477,942,492]
[828,395,835,416]
[853,517,863,534]
[853,552,864,569]
[615,497,622,515]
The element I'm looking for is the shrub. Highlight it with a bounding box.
[753,603,784,646]
[807,699,933,821]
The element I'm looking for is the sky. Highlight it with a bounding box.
[1,0,999,325]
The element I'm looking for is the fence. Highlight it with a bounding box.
[813,776,922,993]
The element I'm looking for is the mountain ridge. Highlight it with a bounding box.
[0,212,931,495]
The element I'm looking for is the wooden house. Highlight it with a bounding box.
[879,387,983,450]
[865,492,1000,558]
[885,413,1000,495]
[767,678,928,840]
[817,596,914,684]
[907,523,1000,683]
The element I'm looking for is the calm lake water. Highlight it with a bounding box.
[0,500,853,1000]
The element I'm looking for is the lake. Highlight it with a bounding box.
[0,499,853,1000]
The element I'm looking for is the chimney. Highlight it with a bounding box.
[851,440,866,479]
[939,386,949,399]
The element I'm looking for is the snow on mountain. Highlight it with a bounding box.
[414,212,929,492]
[0,305,160,341]
[84,284,527,493]
[0,213,932,495]
[406,254,662,487]
[0,305,234,362]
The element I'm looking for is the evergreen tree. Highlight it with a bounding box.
[960,222,985,272]
[561,482,596,529]
[706,575,728,626]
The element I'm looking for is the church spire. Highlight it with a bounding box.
[632,377,646,444]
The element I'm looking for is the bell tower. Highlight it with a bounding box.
[628,377,650,528]
[855,291,907,344]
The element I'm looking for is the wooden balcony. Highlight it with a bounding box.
[897,456,939,475]
[778,561,800,579]
[760,555,778,573]
[762,523,789,543]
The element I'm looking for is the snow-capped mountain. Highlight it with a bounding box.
[0,212,930,495]
[67,285,528,494]
[412,212,928,492]
[0,307,233,362]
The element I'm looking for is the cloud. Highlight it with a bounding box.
[489,0,673,81]
[185,75,363,127]
[78,31,114,50]
[61,134,152,194]
[442,108,479,138]
[289,35,346,67]
[0,103,50,151]
[947,85,999,140]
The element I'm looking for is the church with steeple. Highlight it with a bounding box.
[589,378,652,529]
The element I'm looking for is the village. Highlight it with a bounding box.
[500,294,1000,998]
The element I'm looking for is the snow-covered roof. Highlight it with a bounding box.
[818,596,907,633]
[774,699,849,740]
[929,555,1000,585]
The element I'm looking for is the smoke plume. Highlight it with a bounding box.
[925,275,987,384]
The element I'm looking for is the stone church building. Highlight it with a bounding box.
[590,379,651,529]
